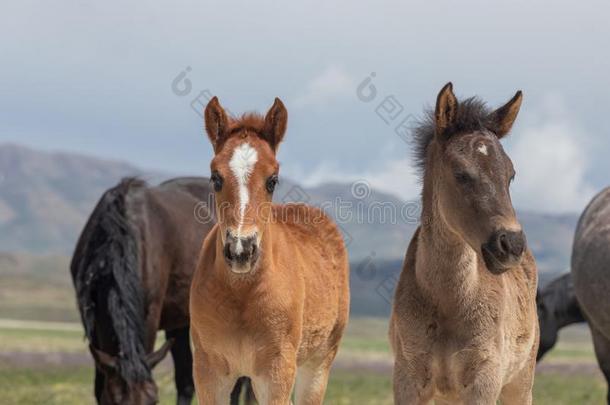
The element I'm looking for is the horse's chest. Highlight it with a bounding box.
[218,334,260,375]
[419,317,494,391]
[429,343,474,387]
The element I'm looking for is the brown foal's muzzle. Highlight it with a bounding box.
[223,229,259,273]
[481,229,526,275]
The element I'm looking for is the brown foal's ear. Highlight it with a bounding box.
[435,82,458,137]
[204,96,230,152]
[489,91,523,138]
[146,338,174,369]
[262,98,288,152]
[90,345,118,373]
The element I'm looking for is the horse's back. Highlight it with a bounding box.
[143,177,213,243]
[572,187,610,335]
[157,176,212,200]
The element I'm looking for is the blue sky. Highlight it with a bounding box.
[2,0,609,213]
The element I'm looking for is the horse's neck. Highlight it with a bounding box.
[416,199,480,310]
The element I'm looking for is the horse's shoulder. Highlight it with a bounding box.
[272,203,334,229]
[272,204,344,249]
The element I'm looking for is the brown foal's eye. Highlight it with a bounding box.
[266,175,279,194]
[454,172,473,185]
[211,171,223,192]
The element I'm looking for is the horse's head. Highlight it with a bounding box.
[204,97,287,274]
[89,340,173,405]
[424,83,525,274]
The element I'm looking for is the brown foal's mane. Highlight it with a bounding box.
[227,113,265,136]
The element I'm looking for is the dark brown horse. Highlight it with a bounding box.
[71,177,249,404]
[536,273,585,360]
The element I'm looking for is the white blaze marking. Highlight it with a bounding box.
[477,144,488,156]
[229,143,258,254]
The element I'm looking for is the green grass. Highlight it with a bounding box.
[0,365,605,405]
[0,366,95,405]
[0,366,396,405]
[0,326,85,353]
[0,254,79,323]
[1,255,605,403]
[0,320,606,404]
[326,371,393,404]
[533,374,606,404]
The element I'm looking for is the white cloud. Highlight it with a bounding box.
[508,120,595,213]
[288,96,595,214]
[285,157,420,201]
[507,95,595,213]
[293,65,355,108]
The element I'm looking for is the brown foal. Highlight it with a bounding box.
[190,97,350,404]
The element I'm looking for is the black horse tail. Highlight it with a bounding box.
[70,177,150,380]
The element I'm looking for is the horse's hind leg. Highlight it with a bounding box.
[166,326,194,405]
[590,325,610,404]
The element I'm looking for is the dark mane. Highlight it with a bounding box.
[71,177,150,382]
[412,97,493,176]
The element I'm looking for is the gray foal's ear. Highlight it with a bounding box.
[435,82,458,137]
[489,91,523,138]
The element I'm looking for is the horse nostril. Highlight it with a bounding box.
[512,232,525,256]
[498,233,509,254]
[223,243,233,261]
[495,231,526,258]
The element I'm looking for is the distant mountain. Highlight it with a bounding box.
[0,143,579,276]
[0,144,152,252]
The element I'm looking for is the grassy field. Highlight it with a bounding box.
[2,254,605,403]
[0,318,606,404]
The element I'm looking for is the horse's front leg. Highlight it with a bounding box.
[191,339,236,405]
[251,348,297,405]
[166,326,194,405]
[392,348,434,405]
[459,364,503,405]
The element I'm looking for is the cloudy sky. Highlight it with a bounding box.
[2,0,608,213]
